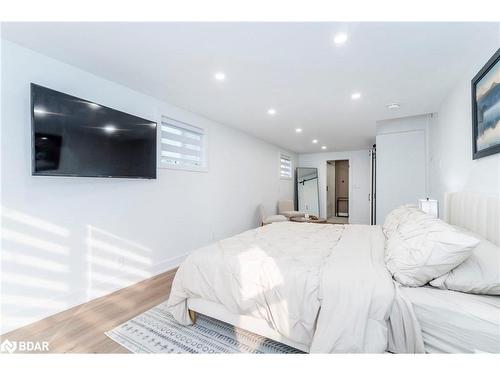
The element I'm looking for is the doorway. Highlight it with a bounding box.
[326,160,349,224]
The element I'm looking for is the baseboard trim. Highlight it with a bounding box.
[148,253,188,276]
[0,252,189,335]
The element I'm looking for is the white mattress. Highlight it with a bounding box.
[401,286,500,353]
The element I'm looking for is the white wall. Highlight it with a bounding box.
[298,150,370,224]
[0,40,296,334]
[429,44,500,215]
[376,114,431,224]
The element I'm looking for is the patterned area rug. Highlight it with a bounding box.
[105,301,304,354]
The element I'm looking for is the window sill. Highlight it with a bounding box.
[158,164,208,173]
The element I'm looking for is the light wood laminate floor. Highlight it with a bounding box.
[0,268,177,353]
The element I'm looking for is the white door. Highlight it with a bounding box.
[376,130,426,224]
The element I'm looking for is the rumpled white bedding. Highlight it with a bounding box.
[389,285,500,353]
[167,222,395,353]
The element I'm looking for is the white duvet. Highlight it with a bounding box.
[167,222,395,353]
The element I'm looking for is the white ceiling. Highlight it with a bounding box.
[2,22,499,153]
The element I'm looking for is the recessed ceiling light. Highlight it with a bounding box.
[267,108,277,116]
[333,33,348,45]
[321,146,327,150]
[351,92,361,100]
[312,139,318,144]
[295,128,302,133]
[386,103,401,110]
[214,72,226,81]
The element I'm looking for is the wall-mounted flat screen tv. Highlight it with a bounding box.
[31,84,157,179]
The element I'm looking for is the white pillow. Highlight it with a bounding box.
[430,230,500,295]
[382,205,420,238]
[385,212,480,287]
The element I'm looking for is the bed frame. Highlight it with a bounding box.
[186,191,500,353]
[186,298,309,352]
[444,191,500,246]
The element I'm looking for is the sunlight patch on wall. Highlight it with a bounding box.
[88,226,152,253]
[0,208,71,334]
[1,207,70,237]
[85,238,151,265]
[85,225,153,300]
[2,228,69,256]
[2,250,69,273]
[1,271,69,292]
[87,254,150,278]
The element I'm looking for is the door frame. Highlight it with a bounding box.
[326,161,336,218]
[325,159,351,222]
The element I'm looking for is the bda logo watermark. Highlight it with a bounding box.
[0,339,17,353]
[0,339,49,353]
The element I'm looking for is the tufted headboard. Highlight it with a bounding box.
[444,192,500,246]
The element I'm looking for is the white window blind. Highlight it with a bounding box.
[280,154,292,179]
[160,117,206,170]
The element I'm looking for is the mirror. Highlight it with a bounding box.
[296,167,320,217]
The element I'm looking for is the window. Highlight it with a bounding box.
[159,116,207,171]
[280,154,292,179]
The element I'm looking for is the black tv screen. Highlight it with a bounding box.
[31,84,157,179]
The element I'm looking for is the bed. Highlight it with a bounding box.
[167,191,500,353]
[388,192,500,353]
[396,286,500,353]
[167,222,394,353]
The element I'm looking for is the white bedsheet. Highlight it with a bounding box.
[390,286,500,353]
[167,222,394,353]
